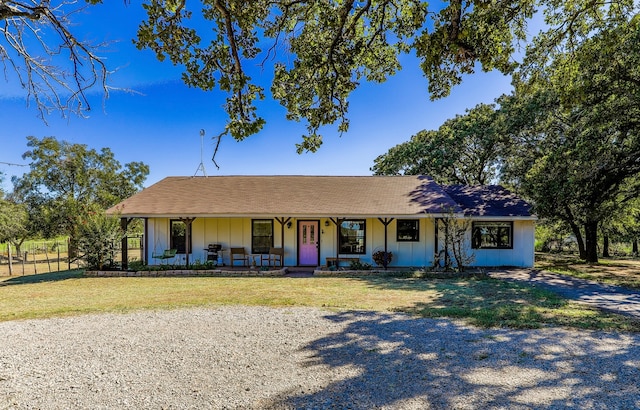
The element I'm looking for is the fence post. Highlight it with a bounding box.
[8,243,12,276]
[22,252,26,276]
[57,244,61,272]
[45,246,51,273]
[33,250,37,274]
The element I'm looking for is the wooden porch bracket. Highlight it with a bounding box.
[377,218,394,269]
[275,217,292,248]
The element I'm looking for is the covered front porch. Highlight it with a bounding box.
[118,215,437,271]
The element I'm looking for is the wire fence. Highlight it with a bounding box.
[0,236,143,276]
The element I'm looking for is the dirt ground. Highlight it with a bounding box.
[0,246,143,277]
[0,253,82,277]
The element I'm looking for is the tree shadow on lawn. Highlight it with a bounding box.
[0,270,84,286]
[358,276,574,329]
[354,275,640,330]
[536,253,640,289]
[264,310,640,409]
[485,270,640,321]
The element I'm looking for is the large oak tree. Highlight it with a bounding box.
[10,136,149,255]
[373,14,640,263]
[501,16,640,263]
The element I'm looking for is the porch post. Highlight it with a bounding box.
[120,218,131,270]
[143,218,149,265]
[329,217,340,267]
[181,218,196,267]
[279,218,285,248]
[434,218,439,259]
[377,218,394,269]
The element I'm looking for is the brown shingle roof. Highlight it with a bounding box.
[443,185,533,217]
[108,175,461,218]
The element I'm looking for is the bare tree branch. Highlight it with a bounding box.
[0,1,110,120]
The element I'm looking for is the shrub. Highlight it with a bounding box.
[189,259,217,270]
[372,250,393,268]
[436,207,475,272]
[349,260,373,270]
[128,259,146,271]
[77,211,124,270]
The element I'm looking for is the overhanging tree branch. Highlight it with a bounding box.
[0,0,111,120]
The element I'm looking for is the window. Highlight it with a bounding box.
[252,219,273,254]
[339,219,366,254]
[170,220,192,254]
[472,222,513,249]
[397,219,419,242]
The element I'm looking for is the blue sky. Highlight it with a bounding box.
[0,2,514,192]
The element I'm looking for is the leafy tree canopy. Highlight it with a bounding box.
[0,199,28,244]
[11,136,149,241]
[4,1,635,152]
[373,13,640,263]
[500,15,640,262]
[371,103,504,185]
[135,0,536,152]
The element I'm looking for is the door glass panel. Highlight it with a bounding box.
[303,225,307,244]
[310,225,315,244]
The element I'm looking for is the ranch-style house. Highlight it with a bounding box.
[108,175,535,269]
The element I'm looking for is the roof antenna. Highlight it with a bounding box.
[194,129,208,177]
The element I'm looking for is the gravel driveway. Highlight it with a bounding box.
[1,307,639,409]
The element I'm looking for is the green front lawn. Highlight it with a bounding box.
[1,271,638,331]
[536,253,640,289]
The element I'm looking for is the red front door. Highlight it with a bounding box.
[298,221,319,266]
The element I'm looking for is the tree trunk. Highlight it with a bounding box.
[602,234,610,258]
[11,238,25,261]
[584,221,599,263]
[68,236,78,260]
[566,219,586,259]
[633,239,638,256]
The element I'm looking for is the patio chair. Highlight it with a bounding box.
[230,247,249,267]
[261,247,284,267]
